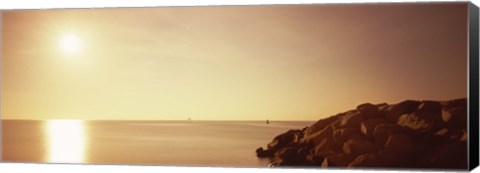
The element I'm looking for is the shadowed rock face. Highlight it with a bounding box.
[255,98,468,170]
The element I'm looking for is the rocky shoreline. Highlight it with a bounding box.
[256,98,468,170]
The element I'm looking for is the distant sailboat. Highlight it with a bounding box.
[188,118,192,121]
[266,119,269,124]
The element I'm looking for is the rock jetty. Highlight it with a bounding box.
[256,98,468,170]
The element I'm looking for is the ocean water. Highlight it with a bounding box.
[1,120,313,167]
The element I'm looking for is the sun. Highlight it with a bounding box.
[60,34,81,54]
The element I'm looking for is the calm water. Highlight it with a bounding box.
[1,120,313,167]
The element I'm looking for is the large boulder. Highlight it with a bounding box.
[384,134,416,154]
[357,103,388,119]
[376,103,390,112]
[314,137,342,155]
[333,111,365,130]
[415,101,443,123]
[442,105,467,129]
[305,114,342,135]
[306,154,325,166]
[360,118,388,138]
[348,150,409,168]
[343,138,381,156]
[270,147,307,166]
[415,142,468,169]
[432,128,467,142]
[332,128,362,144]
[441,110,453,123]
[357,103,384,119]
[348,154,377,168]
[267,129,303,150]
[268,143,317,167]
[256,129,305,159]
[305,125,334,145]
[385,100,420,123]
[417,101,443,115]
[443,98,467,109]
[321,152,357,167]
[372,123,403,146]
[256,147,275,158]
[396,101,444,133]
[397,113,431,132]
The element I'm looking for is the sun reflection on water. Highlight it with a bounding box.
[46,120,86,163]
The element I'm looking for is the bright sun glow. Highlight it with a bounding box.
[60,34,81,54]
[46,120,86,163]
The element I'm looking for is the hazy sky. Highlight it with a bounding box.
[1,3,468,120]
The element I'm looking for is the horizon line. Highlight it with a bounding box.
[0,118,318,121]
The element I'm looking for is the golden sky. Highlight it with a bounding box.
[1,3,468,120]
